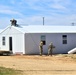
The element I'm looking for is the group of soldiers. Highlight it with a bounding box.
[39,41,55,56]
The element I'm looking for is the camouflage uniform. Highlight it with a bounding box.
[39,41,43,56]
[10,19,17,26]
[48,42,55,56]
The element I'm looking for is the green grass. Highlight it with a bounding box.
[0,67,21,75]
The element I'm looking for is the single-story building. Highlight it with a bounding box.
[0,20,76,55]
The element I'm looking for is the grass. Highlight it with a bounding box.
[55,54,76,60]
[0,67,21,75]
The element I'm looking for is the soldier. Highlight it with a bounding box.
[10,19,17,26]
[39,41,43,56]
[48,42,55,56]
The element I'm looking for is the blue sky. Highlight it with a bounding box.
[0,0,76,28]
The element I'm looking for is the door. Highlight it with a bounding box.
[9,37,12,51]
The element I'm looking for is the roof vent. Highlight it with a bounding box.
[10,19,17,26]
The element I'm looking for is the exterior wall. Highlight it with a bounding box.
[0,26,24,54]
[12,34,24,54]
[1,26,76,55]
[0,35,9,51]
[25,33,76,54]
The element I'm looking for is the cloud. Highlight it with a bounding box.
[17,14,76,26]
[0,0,71,16]
[1,13,76,29]
[0,0,76,29]
[0,10,23,16]
[51,3,66,10]
[0,17,10,28]
[17,0,71,15]
[0,5,24,18]
[10,0,16,4]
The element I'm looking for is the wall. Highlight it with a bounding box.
[25,33,76,54]
[1,26,76,55]
[0,26,24,54]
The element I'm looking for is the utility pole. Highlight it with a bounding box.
[43,17,44,25]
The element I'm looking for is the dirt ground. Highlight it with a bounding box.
[0,54,76,75]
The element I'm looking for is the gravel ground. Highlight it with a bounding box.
[0,54,76,75]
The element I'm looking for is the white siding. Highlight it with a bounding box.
[25,33,40,54]
[1,26,76,54]
[0,26,25,54]
[12,34,24,54]
[0,36,9,51]
[25,33,76,54]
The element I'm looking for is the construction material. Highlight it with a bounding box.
[68,48,76,54]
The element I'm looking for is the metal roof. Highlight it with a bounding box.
[12,25,76,33]
[11,25,76,33]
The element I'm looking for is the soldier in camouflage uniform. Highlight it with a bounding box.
[39,41,43,56]
[10,19,17,26]
[48,42,55,56]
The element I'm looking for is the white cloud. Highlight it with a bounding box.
[17,16,43,25]
[1,0,71,15]
[17,14,76,26]
[1,14,76,29]
[0,0,76,29]
[18,0,71,15]
[10,0,16,4]
[0,5,24,18]
[0,10,23,16]
[51,3,66,10]
[48,0,71,10]
[0,5,10,10]
[0,17,10,28]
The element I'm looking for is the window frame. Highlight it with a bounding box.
[62,35,67,44]
[41,35,46,45]
[2,36,6,46]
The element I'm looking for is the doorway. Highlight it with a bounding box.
[9,37,12,51]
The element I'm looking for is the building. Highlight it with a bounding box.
[0,21,76,54]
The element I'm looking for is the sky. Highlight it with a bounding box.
[0,0,76,28]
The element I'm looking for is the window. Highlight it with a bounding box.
[2,37,6,45]
[62,35,67,44]
[41,35,46,45]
